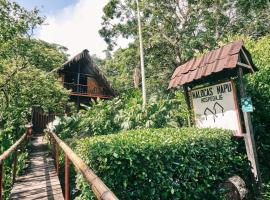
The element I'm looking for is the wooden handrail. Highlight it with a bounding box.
[49,131,119,200]
[0,125,32,200]
[0,132,27,164]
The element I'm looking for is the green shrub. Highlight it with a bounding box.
[55,90,189,139]
[73,128,251,200]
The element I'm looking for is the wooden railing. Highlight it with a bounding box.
[64,82,104,95]
[0,125,33,200]
[48,131,119,200]
[63,82,113,99]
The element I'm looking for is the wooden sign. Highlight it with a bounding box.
[191,81,242,136]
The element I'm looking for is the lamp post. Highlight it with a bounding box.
[135,0,146,107]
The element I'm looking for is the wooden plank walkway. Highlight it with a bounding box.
[10,134,64,200]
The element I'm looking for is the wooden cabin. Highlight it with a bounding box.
[32,50,115,132]
[57,49,116,109]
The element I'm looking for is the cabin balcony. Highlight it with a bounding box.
[63,82,113,99]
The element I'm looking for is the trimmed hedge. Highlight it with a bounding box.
[74,128,251,200]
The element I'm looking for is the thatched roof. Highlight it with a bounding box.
[55,49,116,96]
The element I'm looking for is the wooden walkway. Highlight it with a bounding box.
[10,135,64,200]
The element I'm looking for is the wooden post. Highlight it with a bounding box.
[40,113,43,129]
[37,113,39,128]
[49,135,52,150]
[51,137,55,155]
[30,107,33,125]
[56,144,59,175]
[183,85,192,127]
[76,64,81,111]
[26,124,32,143]
[42,115,45,129]
[238,67,261,189]
[12,150,17,185]
[0,162,4,200]
[65,153,69,200]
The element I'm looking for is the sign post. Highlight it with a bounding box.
[169,40,262,196]
[190,77,261,192]
[238,68,261,190]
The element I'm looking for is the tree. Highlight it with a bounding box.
[234,0,270,38]
[101,45,139,92]
[0,0,69,141]
[0,1,70,198]
[99,0,270,93]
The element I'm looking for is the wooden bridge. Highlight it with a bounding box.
[0,126,119,200]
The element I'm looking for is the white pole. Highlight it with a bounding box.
[136,0,146,107]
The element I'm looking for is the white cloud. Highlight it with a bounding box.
[37,0,129,58]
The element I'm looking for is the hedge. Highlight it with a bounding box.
[73,128,251,200]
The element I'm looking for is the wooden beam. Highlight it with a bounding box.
[237,62,252,70]
[76,63,81,112]
[240,49,254,72]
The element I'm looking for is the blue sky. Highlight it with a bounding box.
[14,0,129,58]
[15,0,76,15]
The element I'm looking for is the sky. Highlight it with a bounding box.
[14,0,128,58]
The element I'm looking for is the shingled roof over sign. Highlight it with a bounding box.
[168,40,257,89]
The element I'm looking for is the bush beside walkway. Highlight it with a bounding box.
[73,128,251,200]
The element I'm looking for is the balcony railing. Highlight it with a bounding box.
[63,82,112,98]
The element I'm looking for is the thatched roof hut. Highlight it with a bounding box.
[54,49,116,109]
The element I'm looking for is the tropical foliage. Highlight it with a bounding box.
[73,128,251,200]
[0,1,69,198]
[0,0,269,199]
[98,2,270,195]
[100,0,270,93]
[55,90,189,139]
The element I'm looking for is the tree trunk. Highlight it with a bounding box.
[133,66,141,88]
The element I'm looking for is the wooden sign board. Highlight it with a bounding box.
[191,81,242,136]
